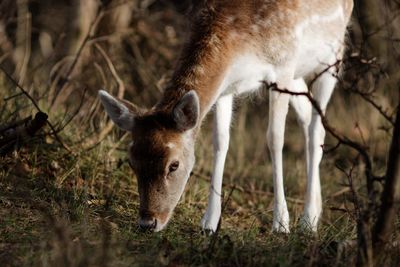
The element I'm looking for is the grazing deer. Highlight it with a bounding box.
[99,0,353,233]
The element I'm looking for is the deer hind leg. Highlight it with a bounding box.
[289,78,312,164]
[267,82,291,233]
[302,72,338,232]
[201,94,233,232]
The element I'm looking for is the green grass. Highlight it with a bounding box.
[1,102,397,267]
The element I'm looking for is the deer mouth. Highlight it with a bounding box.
[153,211,172,232]
[138,210,172,232]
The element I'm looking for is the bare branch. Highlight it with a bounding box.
[347,88,395,125]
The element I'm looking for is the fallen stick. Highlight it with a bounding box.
[0,115,31,134]
[0,111,48,154]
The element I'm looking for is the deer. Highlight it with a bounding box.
[98,0,353,233]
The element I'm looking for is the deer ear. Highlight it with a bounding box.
[98,90,136,131]
[173,90,200,131]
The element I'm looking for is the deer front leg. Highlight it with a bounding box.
[267,87,291,233]
[201,94,233,232]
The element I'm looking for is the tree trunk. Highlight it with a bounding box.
[373,90,400,248]
[354,0,386,58]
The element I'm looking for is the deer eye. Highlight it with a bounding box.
[168,161,179,173]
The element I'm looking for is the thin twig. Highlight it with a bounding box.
[53,87,88,134]
[1,64,41,111]
[348,89,395,125]
[3,92,25,101]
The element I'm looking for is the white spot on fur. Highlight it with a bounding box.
[209,33,221,45]
[251,24,260,32]
[192,64,205,75]
[226,16,235,24]
[182,79,195,87]
[166,142,175,149]
[229,30,241,39]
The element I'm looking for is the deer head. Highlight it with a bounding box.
[98,90,200,232]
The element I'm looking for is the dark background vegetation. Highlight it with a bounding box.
[0,0,399,266]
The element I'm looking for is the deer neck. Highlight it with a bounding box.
[156,16,240,120]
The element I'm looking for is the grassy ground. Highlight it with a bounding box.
[0,1,399,266]
[0,121,353,267]
[0,92,398,266]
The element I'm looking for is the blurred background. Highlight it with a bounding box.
[0,0,399,266]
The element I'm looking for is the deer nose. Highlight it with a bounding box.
[138,217,157,231]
